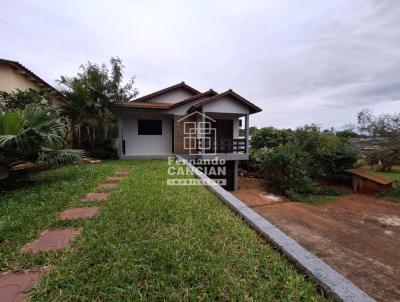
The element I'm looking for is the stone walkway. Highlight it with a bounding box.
[0,166,130,301]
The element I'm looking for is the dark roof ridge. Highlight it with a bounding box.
[168,89,218,109]
[188,90,262,113]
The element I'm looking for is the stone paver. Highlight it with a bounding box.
[97,183,117,189]
[82,192,109,201]
[107,176,124,182]
[115,171,129,176]
[117,167,130,171]
[59,207,99,220]
[0,271,42,302]
[21,228,82,254]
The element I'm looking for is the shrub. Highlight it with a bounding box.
[251,127,291,150]
[376,180,400,202]
[0,104,84,180]
[248,148,269,173]
[83,138,118,159]
[255,125,358,199]
[293,126,357,180]
[260,143,315,198]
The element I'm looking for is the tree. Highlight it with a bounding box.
[357,109,400,171]
[251,127,292,150]
[335,129,360,140]
[0,104,84,180]
[59,57,138,156]
[249,126,258,136]
[0,89,52,110]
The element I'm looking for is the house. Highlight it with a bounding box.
[110,82,262,190]
[0,58,65,107]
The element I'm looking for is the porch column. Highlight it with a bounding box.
[118,117,123,158]
[233,160,238,191]
[201,108,206,154]
[245,114,249,154]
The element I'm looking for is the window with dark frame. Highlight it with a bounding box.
[138,119,162,135]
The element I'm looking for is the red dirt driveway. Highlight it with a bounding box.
[234,179,400,302]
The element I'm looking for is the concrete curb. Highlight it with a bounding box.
[176,156,375,302]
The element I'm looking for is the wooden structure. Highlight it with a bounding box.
[346,168,393,194]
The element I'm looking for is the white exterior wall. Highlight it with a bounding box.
[146,88,196,104]
[233,118,240,139]
[121,113,173,155]
[166,95,211,115]
[203,96,250,115]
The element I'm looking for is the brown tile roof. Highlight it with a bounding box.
[131,81,200,103]
[112,89,216,110]
[346,168,393,185]
[189,89,262,113]
[112,101,172,109]
[112,87,263,115]
[0,58,62,96]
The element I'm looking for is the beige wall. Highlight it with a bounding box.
[0,63,39,92]
[0,62,63,107]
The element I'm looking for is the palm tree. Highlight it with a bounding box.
[0,104,84,180]
[58,57,138,150]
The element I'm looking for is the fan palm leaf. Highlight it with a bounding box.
[0,104,84,173]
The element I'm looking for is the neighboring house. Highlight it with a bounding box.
[0,58,65,107]
[111,82,262,190]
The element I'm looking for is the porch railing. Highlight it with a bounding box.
[197,138,247,154]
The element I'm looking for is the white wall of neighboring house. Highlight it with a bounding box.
[0,63,38,92]
[121,112,173,155]
[146,88,195,104]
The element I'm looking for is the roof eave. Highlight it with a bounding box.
[188,90,262,114]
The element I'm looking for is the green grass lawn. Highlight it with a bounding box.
[374,166,400,181]
[0,160,330,301]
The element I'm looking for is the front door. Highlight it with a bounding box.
[215,120,233,153]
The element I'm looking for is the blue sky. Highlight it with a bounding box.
[1,0,399,129]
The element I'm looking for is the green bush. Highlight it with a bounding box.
[293,126,357,180]
[261,143,315,198]
[83,138,118,159]
[248,148,269,173]
[251,127,291,150]
[376,180,400,202]
[254,125,358,199]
